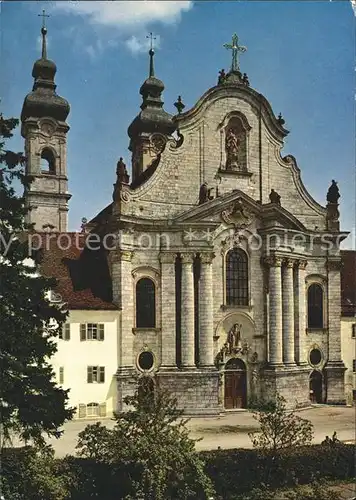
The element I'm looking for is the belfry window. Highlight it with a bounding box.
[136,278,156,328]
[226,248,248,306]
[40,148,56,174]
[307,284,324,329]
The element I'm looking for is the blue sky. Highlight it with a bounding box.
[2,1,355,246]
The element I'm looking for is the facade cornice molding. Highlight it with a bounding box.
[173,84,288,142]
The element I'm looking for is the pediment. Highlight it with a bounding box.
[173,190,306,232]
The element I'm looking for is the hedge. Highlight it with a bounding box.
[2,443,355,500]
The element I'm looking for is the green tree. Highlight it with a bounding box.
[248,394,314,456]
[0,114,74,447]
[76,384,215,500]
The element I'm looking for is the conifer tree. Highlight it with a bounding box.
[0,114,74,447]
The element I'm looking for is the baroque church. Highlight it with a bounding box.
[20,23,350,417]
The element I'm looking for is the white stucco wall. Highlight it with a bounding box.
[51,310,120,418]
[341,316,356,404]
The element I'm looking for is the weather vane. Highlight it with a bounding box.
[146,32,156,51]
[223,33,247,72]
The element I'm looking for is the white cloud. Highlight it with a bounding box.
[53,1,193,28]
[125,34,161,55]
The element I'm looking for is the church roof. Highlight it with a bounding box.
[36,232,116,310]
[341,250,356,317]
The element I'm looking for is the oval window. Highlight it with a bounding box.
[309,349,322,366]
[138,351,154,371]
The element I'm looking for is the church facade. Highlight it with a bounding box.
[21,27,348,415]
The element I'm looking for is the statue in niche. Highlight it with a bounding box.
[269,189,281,205]
[198,182,214,205]
[326,180,340,204]
[225,127,240,170]
[227,323,242,353]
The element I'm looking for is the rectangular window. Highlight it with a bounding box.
[59,367,64,384]
[80,324,105,341]
[353,360,356,373]
[59,323,70,341]
[87,366,105,383]
[352,324,356,338]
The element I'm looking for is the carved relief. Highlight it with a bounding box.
[216,323,251,364]
[221,200,253,229]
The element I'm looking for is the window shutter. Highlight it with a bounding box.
[99,366,105,383]
[78,404,86,418]
[353,360,356,373]
[64,324,71,341]
[99,402,107,417]
[80,324,86,341]
[59,367,64,384]
[87,366,93,383]
[59,328,63,340]
[352,324,356,338]
[99,324,105,341]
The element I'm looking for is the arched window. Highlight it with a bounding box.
[308,284,324,329]
[40,148,56,174]
[226,248,248,306]
[136,277,156,328]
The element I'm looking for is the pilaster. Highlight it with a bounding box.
[294,259,308,365]
[110,250,134,369]
[159,252,177,369]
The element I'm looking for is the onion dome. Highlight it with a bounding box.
[128,48,175,138]
[21,26,70,123]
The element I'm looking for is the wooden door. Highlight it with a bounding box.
[224,370,246,409]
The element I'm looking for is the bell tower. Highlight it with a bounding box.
[21,11,71,232]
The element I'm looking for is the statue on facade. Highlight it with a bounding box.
[326,180,340,231]
[227,323,242,353]
[218,69,226,85]
[269,189,281,205]
[198,182,214,205]
[242,73,250,86]
[116,157,130,184]
[225,127,240,170]
[326,180,340,204]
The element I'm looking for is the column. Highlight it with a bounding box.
[110,250,134,369]
[294,260,307,365]
[282,259,295,365]
[199,252,215,367]
[181,253,195,368]
[159,252,177,369]
[267,256,283,365]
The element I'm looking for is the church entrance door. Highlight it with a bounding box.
[224,358,247,409]
[309,370,323,403]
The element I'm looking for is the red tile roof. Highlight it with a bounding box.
[341,250,356,317]
[34,232,117,310]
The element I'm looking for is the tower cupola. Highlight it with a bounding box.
[128,35,175,183]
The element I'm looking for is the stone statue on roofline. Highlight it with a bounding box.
[326,180,340,231]
[116,157,130,185]
[198,181,214,205]
[269,189,281,205]
[326,180,340,204]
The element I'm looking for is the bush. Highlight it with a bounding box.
[202,444,355,499]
